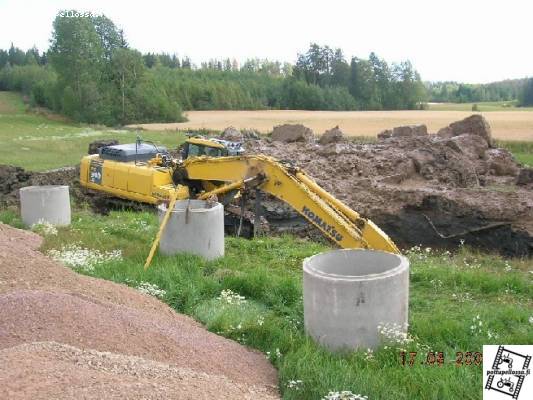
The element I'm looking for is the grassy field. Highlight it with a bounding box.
[0,90,532,399]
[129,107,533,141]
[427,101,533,112]
[494,140,533,166]
[0,208,531,400]
[0,92,184,171]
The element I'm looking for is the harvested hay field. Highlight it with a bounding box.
[129,110,533,141]
[0,224,279,399]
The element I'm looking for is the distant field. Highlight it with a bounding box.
[427,101,533,112]
[131,109,533,141]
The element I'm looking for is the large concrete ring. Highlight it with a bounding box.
[159,200,224,260]
[19,185,71,227]
[303,249,409,351]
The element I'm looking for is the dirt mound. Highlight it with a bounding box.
[0,224,278,398]
[219,127,261,141]
[319,126,345,145]
[271,124,314,143]
[517,168,533,186]
[88,139,119,155]
[392,124,428,138]
[437,114,493,146]
[245,117,533,256]
[0,342,277,400]
[0,165,32,199]
[220,126,244,141]
[0,165,79,207]
[377,125,427,140]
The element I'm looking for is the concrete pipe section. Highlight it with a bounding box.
[19,185,71,227]
[158,200,224,260]
[303,249,409,352]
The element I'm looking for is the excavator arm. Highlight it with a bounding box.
[181,155,399,254]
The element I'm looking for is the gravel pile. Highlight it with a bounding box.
[0,224,279,399]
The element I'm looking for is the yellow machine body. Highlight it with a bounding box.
[79,154,189,203]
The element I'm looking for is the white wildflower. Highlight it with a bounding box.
[257,316,265,326]
[470,315,483,335]
[430,279,443,288]
[462,257,480,269]
[217,289,247,305]
[31,219,58,236]
[285,315,302,329]
[504,284,516,295]
[323,391,368,400]
[364,348,374,361]
[452,292,472,303]
[136,281,166,298]
[487,330,499,340]
[287,379,303,390]
[529,316,533,325]
[378,322,413,346]
[47,244,122,272]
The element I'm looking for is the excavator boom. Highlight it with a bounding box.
[181,155,399,254]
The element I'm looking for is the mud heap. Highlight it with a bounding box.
[247,115,533,256]
[0,165,79,207]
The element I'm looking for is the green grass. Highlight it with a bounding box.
[495,140,533,166]
[1,208,531,400]
[0,91,186,171]
[428,101,533,112]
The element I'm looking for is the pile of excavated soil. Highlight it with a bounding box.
[0,164,148,214]
[0,224,278,399]
[271,123,314,143]
[246,115,533,256]
[0,165,79,207]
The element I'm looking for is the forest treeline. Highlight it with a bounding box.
[0,11,531,125]
[425,79,530,104]
[0,11,426,124]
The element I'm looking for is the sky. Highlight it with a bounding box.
[0,0,531,83]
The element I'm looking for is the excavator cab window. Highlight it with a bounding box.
[183,143,228,159]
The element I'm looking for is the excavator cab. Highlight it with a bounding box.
[181,136,245,160]
[182,137,227,159]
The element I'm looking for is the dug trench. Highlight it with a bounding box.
[1,114,532,256]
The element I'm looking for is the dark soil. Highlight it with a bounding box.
[245,117,533,257]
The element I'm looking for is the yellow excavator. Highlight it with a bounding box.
[80,136,399,254]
